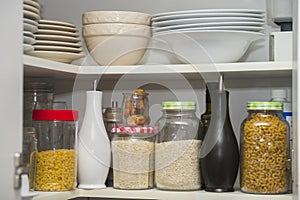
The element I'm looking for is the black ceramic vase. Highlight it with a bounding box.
[200,90,239,192]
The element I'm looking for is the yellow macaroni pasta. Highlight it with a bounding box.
[33,149,76,191]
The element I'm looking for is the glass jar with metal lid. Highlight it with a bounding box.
[155,101,203,191]
[111,126,157,190]
[240,102,290,194]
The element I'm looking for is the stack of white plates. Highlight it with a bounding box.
[23,0,40,53]
[152,9,266,63]
[27,19,85,63]
[152,9,265,33]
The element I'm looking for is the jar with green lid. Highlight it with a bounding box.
[155,101,203,191]
[240,102,290,194]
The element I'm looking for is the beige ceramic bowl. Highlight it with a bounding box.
[82,23,151,66]
[82,23,151,37]
[82,11,152,25]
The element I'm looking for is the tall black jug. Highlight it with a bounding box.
[200,80,239,192]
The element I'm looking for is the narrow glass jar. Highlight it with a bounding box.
[240,102,289,194]
[111,126,157,190]
[122,89,149,126]
[155,101,202,191]
[32,110,79,192]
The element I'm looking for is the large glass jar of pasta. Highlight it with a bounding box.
[32,109,79,192]
[155,101,203,191]
[240,102,289,194]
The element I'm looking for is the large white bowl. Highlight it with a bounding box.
[83,24,151,66]
[82,11,152,25]
[153,30,264,63]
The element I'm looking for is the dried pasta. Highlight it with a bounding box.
[34,149,76,191]
[241,112,288,194]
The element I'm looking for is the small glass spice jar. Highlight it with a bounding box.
[32,109,79,192]
[122,89,149,126]
[240,102,290,194]
[111,126,157,190]
[155,101,202,191]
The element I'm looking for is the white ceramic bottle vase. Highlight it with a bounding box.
[78,90,111,189]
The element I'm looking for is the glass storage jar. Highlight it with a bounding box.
[155,101,203,191]
[24,81,54,127]
[32,109,79,192]
[111,126,157,190]
[122,89,149,126]
[240,102,289,194]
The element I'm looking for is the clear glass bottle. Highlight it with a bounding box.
[24,81,54,127]
[103,101,122,187]
[111,126,157,190]
[32,109,79,192]
[155,101,202,191]
[240,102,289,194]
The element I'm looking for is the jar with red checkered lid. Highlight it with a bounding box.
[111,126,157,190]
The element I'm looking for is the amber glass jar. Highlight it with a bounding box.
[240,102,289,194]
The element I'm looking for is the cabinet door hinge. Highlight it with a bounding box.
[14,152,29,189]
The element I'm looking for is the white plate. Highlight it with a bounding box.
[24,22,38,33]
[153,9,265,17]
[33,45,83,53]
[23,4,40,15]
[38,24,77,32]
[24,10,40,21]
[152,17,264,27]
[36,29,79,37]
[34,34,80,42]
[23,31,35,38]
[26,51,85,63]
[23,36,36,44]
[152,12,265,22]
[24,18,38,26]
[23,44,34,52]
[154,26,264,33]
[153,21,265,32]
[38,19,76,28]
[35,40,81,48]
[154,30,264,63]
[23,0,40,9]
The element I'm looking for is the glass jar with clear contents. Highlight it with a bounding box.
[32,110,79,192]
[155,101,203,191]
[240,102,290,194]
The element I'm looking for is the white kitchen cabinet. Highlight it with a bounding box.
[1,0,298,199]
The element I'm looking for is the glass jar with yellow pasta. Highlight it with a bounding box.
[32,109,79,192]
[240,102,290,194]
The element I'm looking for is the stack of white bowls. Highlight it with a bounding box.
[27,19,85,63]
[152,9,266,63]
[23,0,40,53]
[82,11,152,66]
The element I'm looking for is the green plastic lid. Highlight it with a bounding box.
[247,101,283,110]
[162,101,196,110]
